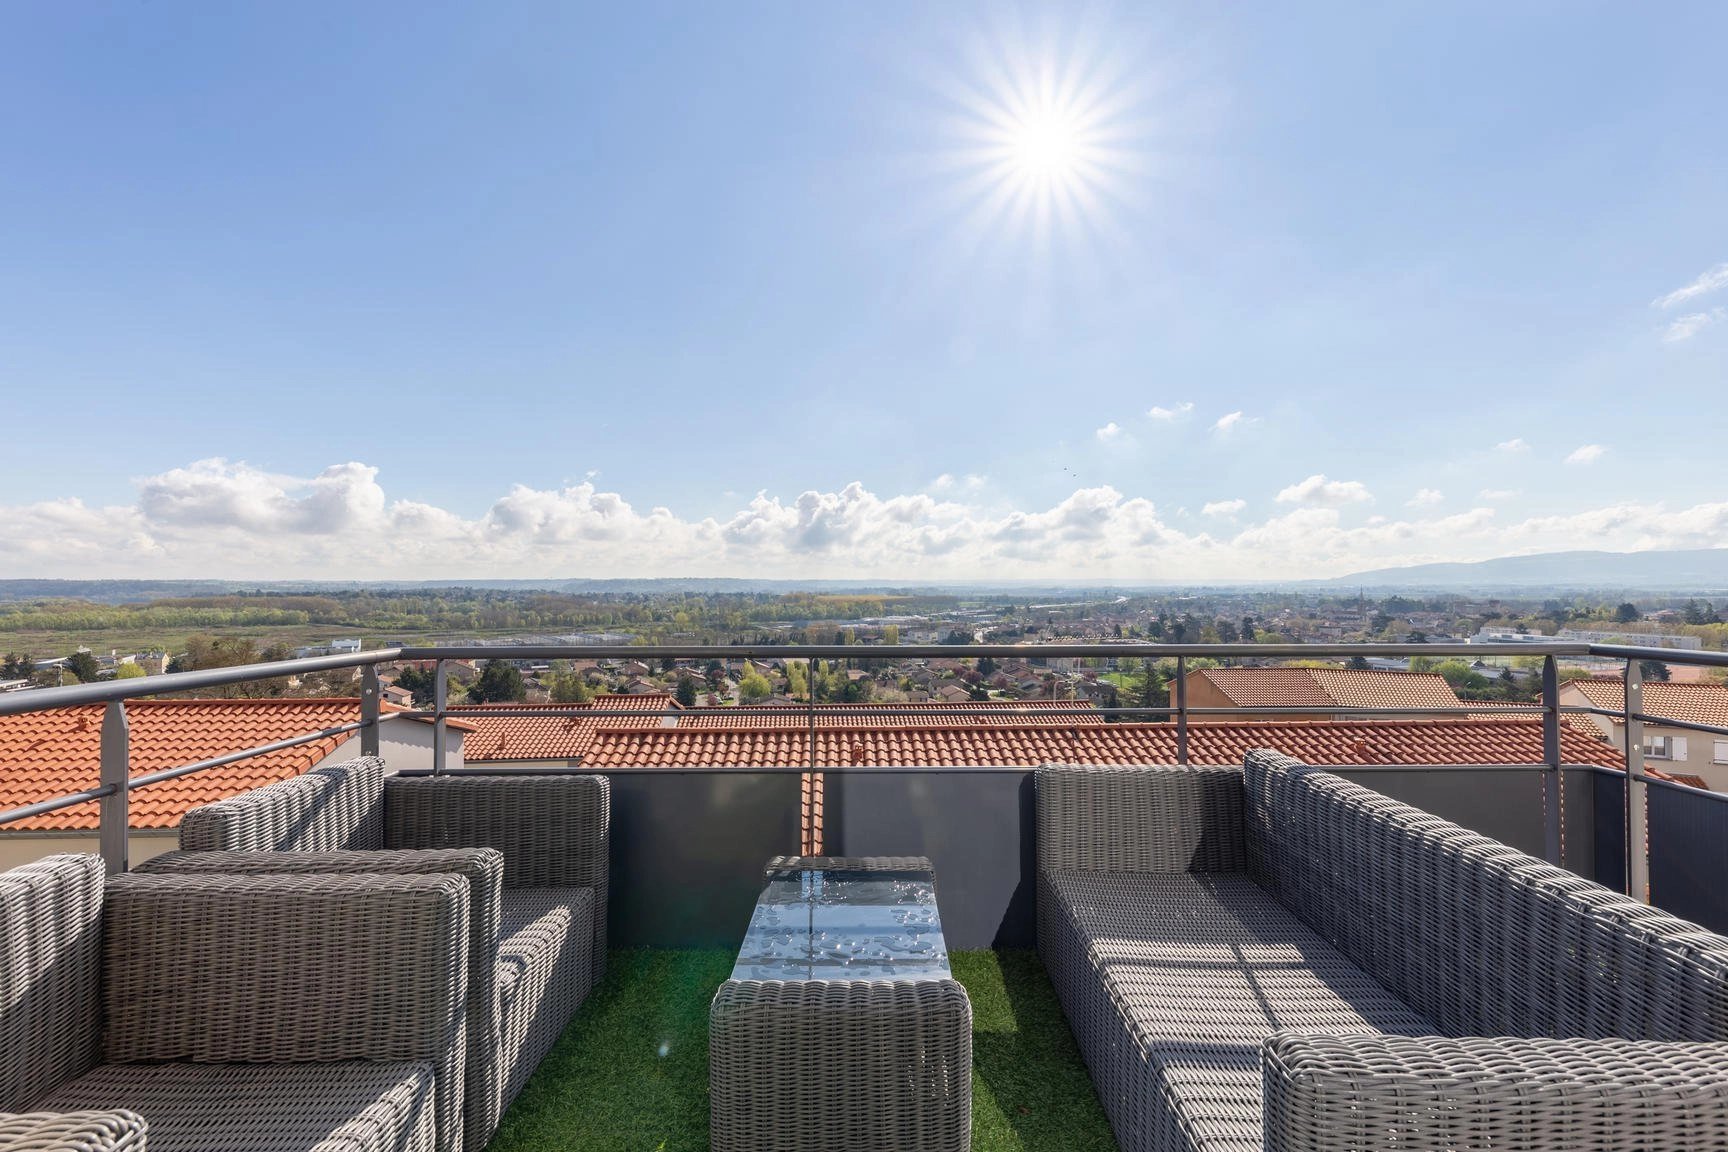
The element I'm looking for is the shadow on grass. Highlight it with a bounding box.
[954,949,1117,1151]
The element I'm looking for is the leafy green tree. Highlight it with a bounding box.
[1346,654,1371,671]
[470,661,527,703]
[842,677,872,704]
[549,669,593,703]
[882,624,900,645]
[0,653,31,679]
[64,650,102,683]
[114,662,147,680]
[675,675,699,708]
[705,659,726,690]
[1639,660,1671,682]
[739,668,772,702]
[1615,602,1641,624]
[977,655,998,678]
[786,661,809,699]
[394,666,436,705]
[1240,617,1257,642]
[1132,661,1168,719]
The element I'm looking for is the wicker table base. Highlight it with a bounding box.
[709,856,972,1152]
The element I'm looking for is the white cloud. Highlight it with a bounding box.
[9,458,1728,582]
[1565,444,1607,466]
[1201,499,1246,517]
[1652,263,1728,310]
[1478,488,1520,501]
[1662,308,1726,342]
[1406,489,1443,508]
[1495,438,1531,454]
[1095,422,1122,441]
[1212,411,1248,434]
[1147,401,1194,421]
[1274,474,1373,507]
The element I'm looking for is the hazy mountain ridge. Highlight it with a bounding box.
[1324,549,1728,591]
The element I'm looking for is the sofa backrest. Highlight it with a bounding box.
[1036,764,1246,873]
[178,755,388,852]
[1244,748,1728,1041]
[0,854,103,1110]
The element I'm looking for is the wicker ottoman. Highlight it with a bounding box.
[710,857,972,1152]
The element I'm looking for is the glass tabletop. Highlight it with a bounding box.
[730,864,951,981]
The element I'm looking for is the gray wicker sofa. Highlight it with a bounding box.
[138,755,608,1152]
[2,853,468,1152]
[1037,749,1728,1152]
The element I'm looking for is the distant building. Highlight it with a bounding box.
[1558,679,1728,791]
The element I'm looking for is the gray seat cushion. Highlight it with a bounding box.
[495,888,595,1106]
[36,1061,435,1152]
[1047,871,1435,1152]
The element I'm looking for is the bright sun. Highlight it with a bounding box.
[1008,111,1083,180]
[939,28,1143,252]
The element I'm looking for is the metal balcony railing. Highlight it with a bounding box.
[4,640,1728,937]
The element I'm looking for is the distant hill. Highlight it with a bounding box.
[1326,549,1728,591]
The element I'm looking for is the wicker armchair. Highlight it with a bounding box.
[160,757,608,1152]
[1037,751,1728,1152]
[1,854,468,1152]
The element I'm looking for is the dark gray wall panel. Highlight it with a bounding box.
[824,770,1036,950]
[605,770,803,947]
[1649,781,1728,936]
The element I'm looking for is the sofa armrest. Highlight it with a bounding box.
[1035,764,1245,874]
[102,871,468,1152]
[178,755,387,852]
[385,774,609,974]
[0,1110,147,1151]
[1262,1032,1728,1152]
[0,855,104,1113]
[136,848,502,1034]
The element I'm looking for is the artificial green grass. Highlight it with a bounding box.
[488,948,1116,1152]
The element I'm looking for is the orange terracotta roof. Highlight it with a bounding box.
[574,718,1623,769]
[1191,668,1335,708]
[1192,667,1466,712]
[0,699,368,832]
[454,695,681,761]
[1308,668,1465,712]
[1563,680,1728,730]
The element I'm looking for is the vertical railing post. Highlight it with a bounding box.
[433,660,449,776]
[1541,655,1562,865]
[1624,659,1650,902]
[806,657,820,856]
[360,663,381,758]
[1175,655,1189,766]
[99,700,130,876]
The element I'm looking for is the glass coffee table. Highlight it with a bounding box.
[709,856,973,1152]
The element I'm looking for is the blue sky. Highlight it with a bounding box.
[2,2,1725,580]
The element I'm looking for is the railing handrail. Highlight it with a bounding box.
[6,638,1728,888]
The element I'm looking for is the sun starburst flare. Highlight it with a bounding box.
[934,19,1152,260]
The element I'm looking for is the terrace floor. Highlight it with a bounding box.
[492,948,1117,1152]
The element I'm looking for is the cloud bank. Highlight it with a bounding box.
[5,458,1728,582]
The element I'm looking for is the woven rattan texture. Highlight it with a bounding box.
[1035,765,1245,875]
[709,978,972,1152]
[0,1111,146,1152]
[384,774,610,978]
[134,848,506,1152]
[1045,871,1434,1152]
[495,888,594,1109]
[763,855,934,876]
[35,1062,435,1152]
[177,756,387,852]
[1,856,103,1114]
[1243,748,1728,1041]
[100,871,468,1152]
[1263,1033,1728,1151]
